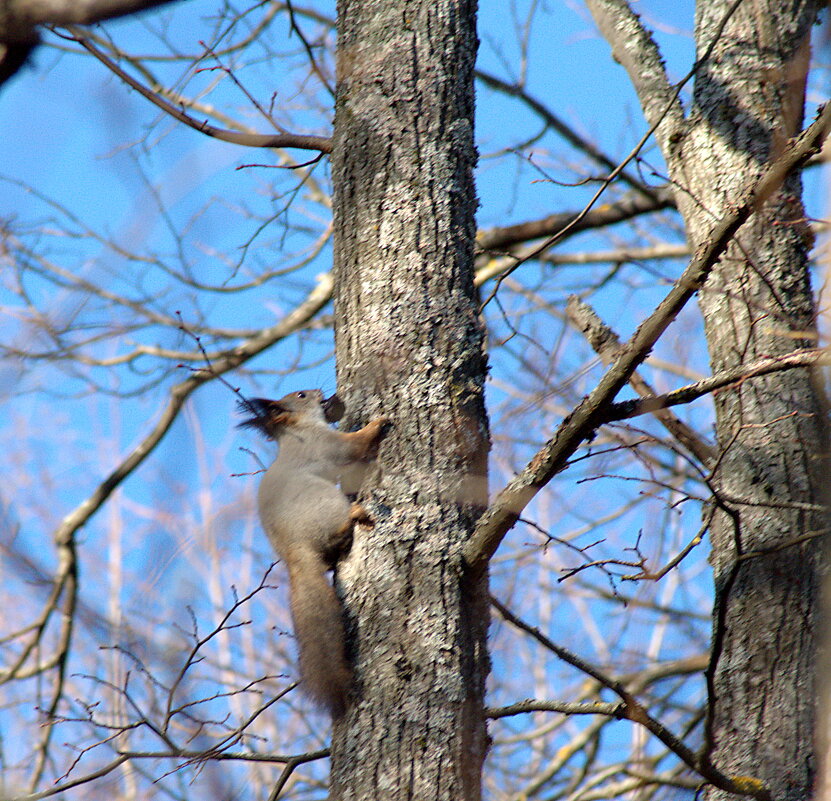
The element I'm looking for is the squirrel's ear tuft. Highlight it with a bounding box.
[237,397,285,437]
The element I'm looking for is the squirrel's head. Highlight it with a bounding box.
[237,390,344,438]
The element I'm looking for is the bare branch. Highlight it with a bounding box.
[539,243,689,266]
[113,748,329,763]
[475,68,657,199]
[28,546,77,790]
[286,0,334,97]
[491,596,771,799]
[14,755,132,801]
[618,512,713,582]
[475,242,688,288]
[464,102,831,577]
[583,0,685,146]
[12,746,330,801]
[476,185,675,253]
[59,26,333,153]
[0,0,187,85]
[486,699,624,719]
[1,0,182,41]
[602,348,830,425]
[567,295,716,465]
[486,653,709,719]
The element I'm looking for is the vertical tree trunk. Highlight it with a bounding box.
[675,2,827,797]
[328,2,489,800]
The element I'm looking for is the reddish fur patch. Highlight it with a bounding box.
[269,410,298,428]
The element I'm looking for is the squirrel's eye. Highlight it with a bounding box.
[296,391,306,398]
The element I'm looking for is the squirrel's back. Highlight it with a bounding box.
[258,466,352,558]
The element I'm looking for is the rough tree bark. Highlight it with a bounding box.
[328,1,489,799]
[589,1,828,798]
[684,4,826,798]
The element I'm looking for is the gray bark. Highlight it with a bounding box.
[328,1,489,799]
[677,2,826,798]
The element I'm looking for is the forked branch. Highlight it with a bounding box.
[491,597,771,799]
[464,102,831,577]
[57,26,333,153]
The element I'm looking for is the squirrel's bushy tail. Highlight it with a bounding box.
[287,554,351,717]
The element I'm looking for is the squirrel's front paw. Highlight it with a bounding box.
[371,415,392,433]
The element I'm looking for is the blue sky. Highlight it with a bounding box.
[0,1,824,796]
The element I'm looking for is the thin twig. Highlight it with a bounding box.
[491,596,771,799]
[56,26,332,153]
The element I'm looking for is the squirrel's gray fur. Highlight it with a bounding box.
[239,389,387,716]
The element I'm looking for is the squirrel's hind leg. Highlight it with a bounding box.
[321,503,374,567]
[348,502,374,528]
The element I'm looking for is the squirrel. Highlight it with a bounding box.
[238,389,388,717]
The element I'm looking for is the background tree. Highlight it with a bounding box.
[583,2,829,797]
[0,2,827,800]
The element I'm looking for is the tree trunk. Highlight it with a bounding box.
[328,2,489,800]
[674,2,827,797]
